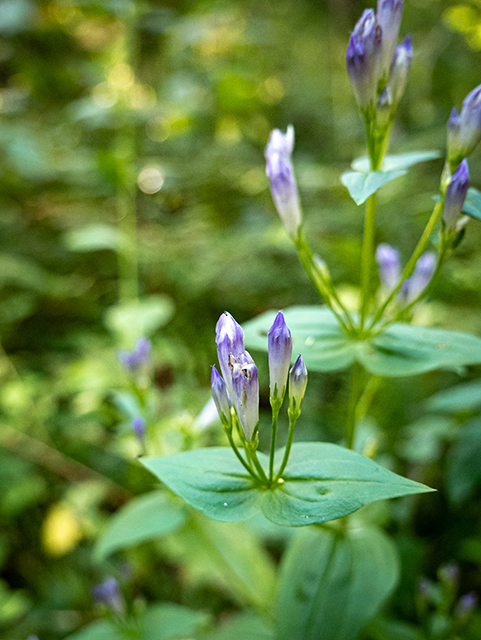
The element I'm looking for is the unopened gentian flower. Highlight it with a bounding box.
[211,365,231,426]
[377,0,404,78]
[265,125,302,238]
[268,311,292,404]
[289,355,308,418]
[27,636,40,640]
[229,351,259,441]
[118,337,151,373]
[388,35,412,108]
[443,159,470,232]
[403,252,436,303]
[455,592,478,619]
[438,562,460,586]
[132,416,146,447]
[376,243,401,292]
[346,9,383,109]
[448,84,481,167]
[215,311,245,397]
[92,577,124,614]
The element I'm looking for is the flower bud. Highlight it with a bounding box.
[289,355,308,417]
[211,365,231,426]
[268,311,292,404]
[448,84,481,167]
[376,243,400,292]
[92,577,125,615]
[455,592,478,620]
[404,252,436,302]
[443,159,470,232]
[132,416,146,447]
[230,351,259,441]
[377,0,404,79]
[215,311,245,398]
[265,126,302,238]
[346,9,383,108]
[118,337,152,373]
[388,35,412,107]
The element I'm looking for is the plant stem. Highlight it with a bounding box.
[268,403,280,482]
[368,201,443,330]
[346,361,363,449]
[359,193,377,332]
[274,414,297,481]
[226,430,261,482]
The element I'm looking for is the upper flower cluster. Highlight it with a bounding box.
[212,311,307,441]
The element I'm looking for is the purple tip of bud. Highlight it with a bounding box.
[132,416,146,445]
[346,10,383,108]
[27,637,40,640]
[268,311,293,401]
[289,355,308,413]
[439,562,460,585]
[118,337,152,373]
[448,84,481,163]
[230,352,259,441]
[215,311,245,398]
[211,365,231,424]
[405,251,436,302]
[377,0,404,77]
[387,35,412,107]
[92,577,124,614]
[456,592,478,619]
[376,243,401,292]
[443,159,470,231]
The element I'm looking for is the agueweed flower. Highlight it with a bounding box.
[118,337,152,373]
[265,125,302,238]
[289,355,308,418]
[229,351,259,441]
[346,9,383,109]
[443,159,470,232]
[132,416,146,447]
[268,311,292,403]
[448,84,481,167]
[377,0,404,79]
[92,577,125,614]
[388,35,412,108]
[215,311,245,398]
[402,252,436,303]
[376,243,401,292]
[211,365,231,426]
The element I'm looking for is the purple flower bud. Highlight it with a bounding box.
[417,576,434,600]
[456,592,478,619]
[377,0,404,78]
[443,159,470,232]
[27,637,40,640]
[448,84,481,165]
[388,35,412,107]
[376,243,401,292]
[215,312,245,398]
[346,9,383,108]
[118,337,152,373]
[92,577,124,614]
[268,311,292,403]
[211,365,231,425]
[438,562,460,586]
[289,355,308,416]
[265,126,302,238]
[405,252,436,302]
[132,416,146,447]
[229,351,259,441]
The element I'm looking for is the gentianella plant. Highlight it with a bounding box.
[140,1,481,528]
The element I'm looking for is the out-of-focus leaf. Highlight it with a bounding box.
[205,612,274,640]
[446,418,481,504]
[65,224,125,253]
[426,380,481,413]
[0,0,35,35]
[341,170,406,205]
[105,295,175,341]
[63,620,124,640]
[352,151,440,173]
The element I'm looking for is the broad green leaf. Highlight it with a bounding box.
[341,170,406,205]
[64,224,124,252]
[94,491,187,560]
[63,620,124,640]
[140,603,210,639]
[446,418,481,504]
[140,443,432,527]
[105,295,175,341]
[243,306,481,376]
[366,616,425,640]
[275,525,399,640]
[462,187,481,222]
[206,612,274,640]
[425,380,481,413]
[352,150,441,173]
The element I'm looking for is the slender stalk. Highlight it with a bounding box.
[250,448,269,484]
[274,414,297,481]
[226,430,261,482]
[359,193,377,332]
[268,403,280,482]
[346,361,363,449]
[368,201,443,330]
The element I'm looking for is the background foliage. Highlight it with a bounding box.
[2,0,481,638]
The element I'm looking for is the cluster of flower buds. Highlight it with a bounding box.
[376,243,436,305]
[264,125,302,239]
[346,1,411,114]
[212,311,307,443]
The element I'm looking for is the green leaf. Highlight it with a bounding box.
[341,170,406,205]
[206,612,274,640]
[446,418,481,504]
[63,620,124,640]
[275,525,399,640]
[366,617,425,640]
[243,306,481,376]
[352,150,441,173]
[94,491,187,560]
[426,380,481,413]
[105,295,175,341]
[140,443,433,527]
[64,224,124,252]
[140,603,210,639]
[462,187,481,222]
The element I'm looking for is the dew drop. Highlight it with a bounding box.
[223,502,228,507]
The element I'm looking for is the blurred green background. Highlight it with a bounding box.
[2,0,481,638]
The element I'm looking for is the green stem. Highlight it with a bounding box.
[226,430,260,482]
[346,361,363,449]
[274,414,297,481]
[359,193,377,332]
[368,201,443,330]
[268,403,280,482]
[250,448,269,484]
